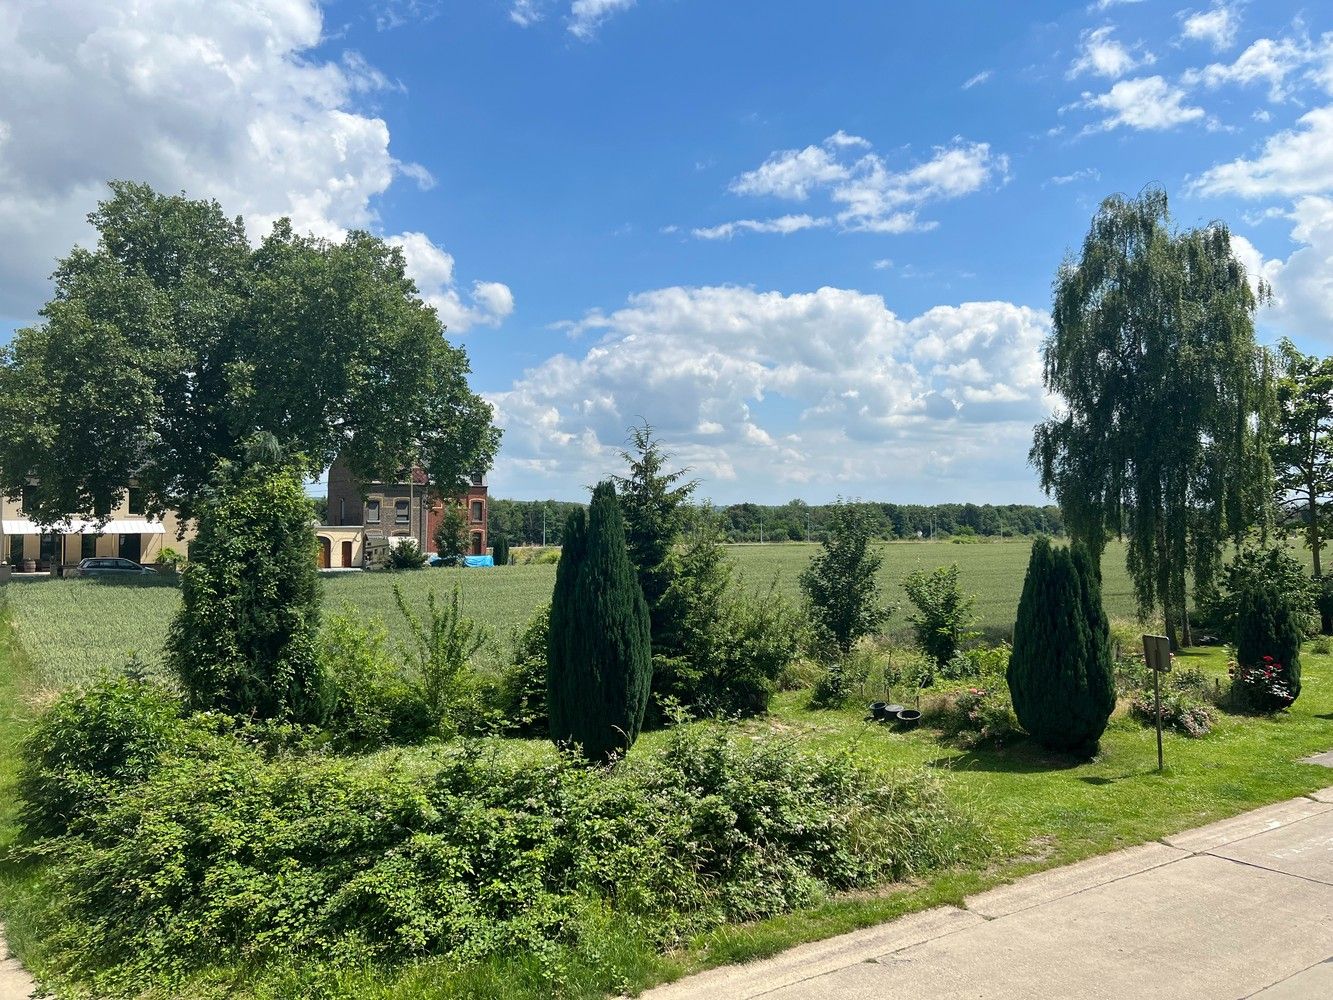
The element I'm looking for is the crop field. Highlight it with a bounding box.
[4,538,1148,690]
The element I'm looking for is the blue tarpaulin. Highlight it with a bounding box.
[463,555,494,568]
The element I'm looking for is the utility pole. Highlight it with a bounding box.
[542,506,547,547]
[806,511,811,543]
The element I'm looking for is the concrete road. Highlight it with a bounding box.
[642,789,1333,1000]
[0,932,33,1000]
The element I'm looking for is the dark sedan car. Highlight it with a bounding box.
[74,557,157,578]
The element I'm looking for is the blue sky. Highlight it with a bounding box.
[3,0,1333,503]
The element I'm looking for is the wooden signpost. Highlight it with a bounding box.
[1142,634,1172,772]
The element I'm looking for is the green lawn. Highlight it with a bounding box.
[1,542,1331,999]
[5,539,1150,690]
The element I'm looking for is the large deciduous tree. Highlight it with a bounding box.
[1031,189,1273,648]
[1272,338,1333,628]
[0,182,499,525]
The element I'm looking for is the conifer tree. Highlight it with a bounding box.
[492,533,510,566]
[1235,580,1303,705]
[546,481,652,761]
[1007,538,1115,755]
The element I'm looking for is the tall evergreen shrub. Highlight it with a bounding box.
[166,437,328,722]
[547,481,653,761]
[1007,538,1115,755]
[491,534,510,566]
[1235,580,1303,705]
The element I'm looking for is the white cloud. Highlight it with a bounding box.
[1226,201,1333,342]
[719,134,1007,236]
[1047,167,1101,185]
[962,70,993,90]
[1068,26,1154,80]
[691,215,830,241]
[386,233,515,332]
[1179,4,1239,52]
[730,143,851,200]
[1083,76,1207,131]
[509,1,545,27]
[873,258,894,270]
[0,0,504,326]
[1181,36,1323,102]
[489,286,1051,500]
[1193,106,1333,197]
[568,0,636,39]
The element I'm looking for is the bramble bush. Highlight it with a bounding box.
[925,685,1021,748]
[18,673,185,836]
[498,602,551,734]
[319,611,433,749]
[24,724,979,997]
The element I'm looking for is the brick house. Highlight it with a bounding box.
[325,459,487,564]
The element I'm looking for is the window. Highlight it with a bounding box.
[366,500,381,524]
[338,498,346,525]
[395,499,410,524]
[21,484,36,514]
[470,473,484,487]
[470,500,484,523]
[8,535,20,564]
[127,488,145,515]
[81,535,98,559]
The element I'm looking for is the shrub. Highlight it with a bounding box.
[392,584,493,736]
[925,685,1021,748]
[498,602,550,734]
[166,437,329,723]
[809,662,853,709]
[799,500,893,656]
[19,674,184,836]
[1195,545,1318,640]
[1311,635,1332,655]
[902,564,978,669]
[653,519,804,717]
[1233,572,1303,708]
[1007,539,1116,755]
[30,724,977,994]
[386,538,428,570]
[1130,689,1214,737]
[433,503,469,566]
[1229,656,1298,713]
[492,534,510,566]
[547,481,653,761]
[319,612,432,749]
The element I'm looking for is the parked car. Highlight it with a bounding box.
[74,557,157,578]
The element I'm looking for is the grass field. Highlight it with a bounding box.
[1,539,1332,999]
[3,538,1148,691]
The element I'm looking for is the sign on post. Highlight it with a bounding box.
[1143,634,1171,673]
[1142,634,1171,771]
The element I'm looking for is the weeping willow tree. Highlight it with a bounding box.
[1031,189,1275,648]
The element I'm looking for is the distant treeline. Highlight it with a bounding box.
[489,498,1064,546]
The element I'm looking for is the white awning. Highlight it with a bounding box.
[1,518,165,535]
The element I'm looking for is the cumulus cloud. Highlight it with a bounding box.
[1179,4,1239,52]
[1192,106,1333,197]
[1082,76,1207,131]
[386,233,515,332]
[488,286,1050,500]
[0,0,507,326]
[1067,26,1154,80]
[701,133,1007,238]
[1181,35,1327,102]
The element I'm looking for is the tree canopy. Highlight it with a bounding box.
[1272,338,1333,580]
[1031,188,1273,646]
[0,182,499,525]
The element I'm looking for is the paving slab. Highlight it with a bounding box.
[0,931,34,1000]
[760,854,1333,999]
[1248,957,1333,998]
[1300,750,1333,767]
[639,906,982,1000]
[1308,786,1333,804]
[1162,797,1332,853]
[965,841,1188,919]
[1207,811,1333,885]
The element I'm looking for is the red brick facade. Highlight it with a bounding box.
[326,459,487,556]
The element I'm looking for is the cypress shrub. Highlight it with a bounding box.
[547,481,652,761]
[492,534,510,566]
[1234,579,1303,709]
[1007,538,1115,756]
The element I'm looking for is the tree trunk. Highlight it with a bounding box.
[1157,516,1179,650]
